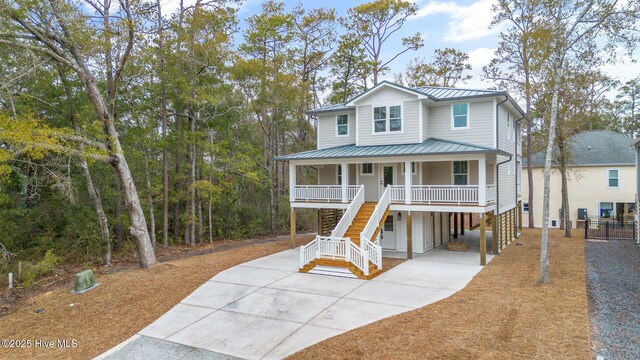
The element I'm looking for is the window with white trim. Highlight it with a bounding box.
[453,161,468,185]
[373,105,402,133]
[608,169,619,187]
[401,162,416,175]
[361,163,373,175]
[452,103,468,128]
[336,114,348,136]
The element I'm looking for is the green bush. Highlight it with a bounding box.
[21,249,60,287]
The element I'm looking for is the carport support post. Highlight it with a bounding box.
[453,212,458,238]
[518,200,523,231]
[290,207,296,248]
[461,212,465,235]
[480,212,487,265]
[407,211,413,259]
[491,212,497,255]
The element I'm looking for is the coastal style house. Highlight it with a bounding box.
[276,81,525,279]
[523,130,636,229]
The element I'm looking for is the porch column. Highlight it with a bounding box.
[480,212,487,265]
[404,161,412,204]
[341,163,348,203]
[479,156,486,206]
[290,208,296,248]
[406,211,413,259]
[289,162,296,201]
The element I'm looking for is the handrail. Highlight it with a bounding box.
[331,185,365,238]
[299,237,318,269]
[293,185,359,202]
[361,237,382,269]
[361,186,390,247]
[348,242,369,276]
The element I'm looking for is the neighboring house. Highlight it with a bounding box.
[276,81,525,279]
[522,130,636,229]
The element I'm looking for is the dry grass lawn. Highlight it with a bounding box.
[0,234,315,360]
[292,228,591,359]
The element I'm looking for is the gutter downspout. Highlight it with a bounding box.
[495,97,509,217]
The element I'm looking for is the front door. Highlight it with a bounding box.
[381,214,396,250]
[380,164,395,197]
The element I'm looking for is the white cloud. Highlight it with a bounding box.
[600,49,640,84]
[413,0,501,43]
[463,47,498,89]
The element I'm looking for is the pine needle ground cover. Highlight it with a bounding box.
[292,228,591,359]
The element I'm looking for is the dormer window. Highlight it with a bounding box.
[336,114,349,136]
[452,103,469,129]
[373,105,402,133]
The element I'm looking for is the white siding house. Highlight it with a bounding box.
[277,81,526,279]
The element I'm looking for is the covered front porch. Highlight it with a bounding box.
[289,155,497,211]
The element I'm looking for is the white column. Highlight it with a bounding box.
[479,156,486,206]
[405,161,412,204]
[341,163,348,203]
[289,162,296,201]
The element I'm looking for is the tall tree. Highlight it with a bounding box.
[0,0,157,268]
[328,35,371,104]
[485,0,547,229]
[345,0,423,85]
[538,0,639,283]
[395,48,472,87]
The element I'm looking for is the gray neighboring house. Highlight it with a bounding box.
[523,130,636,228]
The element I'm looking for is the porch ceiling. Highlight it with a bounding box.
[275,138,509,161]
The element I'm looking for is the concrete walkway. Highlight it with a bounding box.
[98,232,492,360]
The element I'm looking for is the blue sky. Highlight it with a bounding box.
[162,0,640,92]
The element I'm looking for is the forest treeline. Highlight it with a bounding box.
[0,0,638,273]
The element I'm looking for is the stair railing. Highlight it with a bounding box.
[359,187,388,269]
[331,184,364,238]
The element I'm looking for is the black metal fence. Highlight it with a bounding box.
[584,219,636,241]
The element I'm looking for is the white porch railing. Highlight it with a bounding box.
[299,239,317,268]
[293,185,359,202]
[348,241,369,276]
[486,185,496,203]
[359,187,389,270]
[331,185,365,238]
[389,185,496,205]
[317,236,347,259]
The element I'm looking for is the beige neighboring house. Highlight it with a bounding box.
[523,130,636,229]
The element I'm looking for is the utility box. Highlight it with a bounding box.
[578,208,588,220]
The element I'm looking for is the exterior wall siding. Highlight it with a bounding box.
[427,101,494,148]
[522,165,636,228]
[317,111,356,149]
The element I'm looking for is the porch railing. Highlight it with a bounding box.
[293,185,359,202]
[389,185,496,205]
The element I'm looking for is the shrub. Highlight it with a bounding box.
[21,249,61,287]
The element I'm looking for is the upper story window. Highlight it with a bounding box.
[373,105,402,133]
[361,163,373,175]
[336,114,349,136]
[453,161,468,185]
[452,103,469,129]
[608,169,619,187]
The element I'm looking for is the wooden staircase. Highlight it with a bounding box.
[301,202,390,280]
[319,209,343,236]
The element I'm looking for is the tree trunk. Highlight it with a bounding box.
[560,165,571,237]
[540,57,563,284]
[114,173,125,250]
[156,0,170,248]
[525,74,535,228]
[173,113,182,244]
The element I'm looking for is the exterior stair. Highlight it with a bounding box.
[300,258,383,280]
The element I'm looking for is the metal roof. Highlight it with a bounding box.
[412,85,502,99]
[307,81,521,115]
[275,138,507,161]
[525,130,635,167]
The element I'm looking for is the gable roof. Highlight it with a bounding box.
[525,130,635,167]
[274,137,508,161]
[308,80,525,118]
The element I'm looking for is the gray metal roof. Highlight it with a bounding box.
[525,130,635,167]
[275,138,507,161]
[307,81,520,115]
[413,85,501,99]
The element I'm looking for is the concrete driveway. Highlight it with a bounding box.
[98,236,492,360]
